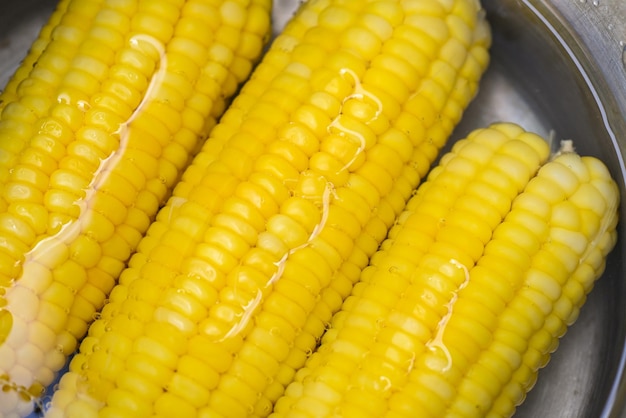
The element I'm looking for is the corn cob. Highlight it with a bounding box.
[0,0,72,113]
[0,0,272,416]
[44,0,492,416]
[271,124,619,418]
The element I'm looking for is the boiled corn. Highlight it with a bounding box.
[45,0,492,416]
[0,0,272,416]
[271,124,619,418]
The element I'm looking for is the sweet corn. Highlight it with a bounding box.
[0,0,272,416]
[44,0,491,416]
[0,0,72,113]
[271,124,619,418]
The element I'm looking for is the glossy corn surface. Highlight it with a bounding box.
[45,0,492,416]
[0,0,272,416]
[271,124,619,418]
[0,0,72,113]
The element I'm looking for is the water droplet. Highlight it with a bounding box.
[592,0,599,5]
[77,100,91,112]
[579,0,586,3]
[269,327,281,336]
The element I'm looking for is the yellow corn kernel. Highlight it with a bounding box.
[272,126,618,418]
[45,0,491,416]
[0,0,272,416]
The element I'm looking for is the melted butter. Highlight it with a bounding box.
[327,68,383,171]
[424,258,471,373]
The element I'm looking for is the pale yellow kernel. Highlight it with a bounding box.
[447,11,475,45]
[169,371,211,408]
[415,78,447,115]
[446,211,492,248]
[256,154,300,185]
[539,159,582,196]
[549,226,588,255]
[363,66,408,105]
[63,68,100,97]
[11,166,50,195]
[68,234,101,269]
[409,371,455,415]
[410,15,450,44]
[508,292,546,334]
[497,307,534,342]
[279,198,322,236]
[493,328,527,366]
[555,151,591,179]
[340,25,381,60]
[561,278,585,307]
[569,182,610,217]
[366,11,397,41]
[203,227,247,261]
[34,299,66,334]
[493,221,541,261]
[154,306,196,336]
[321,130,363,168]
[467,126,509,149]
[154,391,196,417]
[318,5,355,31]
[361,152,398,194]
[580,155,611,179]
[52,259,87,290]
[375,55,420,95]
[207,387,249,417]
[466,182,512,219]
[133,336,178,371]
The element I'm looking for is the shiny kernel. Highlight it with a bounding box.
[154,306,196,336]
[340,26,382,61]
[569,182,609,217]
[5,284,38,326]
[133,336,178,370]
[187,335,232,374]
[154,392,196,417]
[219,0,246,28]
[318,5,355,31]
[36,300,66,334]
[177,356,219,391]
[206,389,247,417]
[68,234,102,269]
[505,135,551,169]
[168,371,210,408]
[52,260,87,291]
[28,235,70,270]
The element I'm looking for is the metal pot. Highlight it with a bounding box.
[1,0,625,417]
